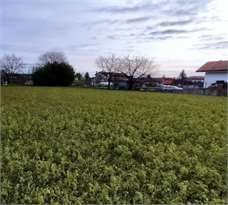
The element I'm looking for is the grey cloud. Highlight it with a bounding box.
[146,35,189,41]
[97,5,141,13]
[148,28,207,37]
[1,0,225,75]
[158,19,193,27]
[95,0,209,19]
[157,36,172,40]
[163,0,209,16]
[129,33,137,37]
[90,19,119,25]
[197,34,228,49]
[199,41,228,49]
[150,29,188,35]
[96,4,148,13]
[95,1,166,13]
[79,43,97,48]
[126,16,152,23]
[107,35,115,39]
[146,26,154,31]
[150,36,174,40]
[87,16,151,29]
[198,34,225,42]
[169,8,196,16]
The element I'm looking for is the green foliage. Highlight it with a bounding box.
[75,72,83,81]
[32,62,75,86]
[84,72,90,81]
[1,87,227,204]
[84,72,91,86]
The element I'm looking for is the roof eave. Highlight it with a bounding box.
[197,69,227,72]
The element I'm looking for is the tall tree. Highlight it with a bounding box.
[96,54,120,89]
[0,54,24,74]
[178,69,187,85]
[38,51,67,65]
[75,72,83,81]
[32,62,75,86]
[0,54,24,83]
[84,72,91,86]
[118,56,156,90]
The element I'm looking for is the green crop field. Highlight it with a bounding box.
[1,86,227,204]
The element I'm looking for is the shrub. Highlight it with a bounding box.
[32,62,75,86]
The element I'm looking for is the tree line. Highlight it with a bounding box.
[96,54,156,90]
[0,51,189,89]
[0,51,157,89]
[0,51,91,86]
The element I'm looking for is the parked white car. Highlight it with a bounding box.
[155,85,183,91]
[97,82,113,87]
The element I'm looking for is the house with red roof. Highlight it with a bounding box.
[162,77,175,85]
[197,60,228,88]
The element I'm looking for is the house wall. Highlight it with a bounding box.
[204,72,228,88]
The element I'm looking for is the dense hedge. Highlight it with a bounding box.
[32,62,75,86]
[1,87,227,204]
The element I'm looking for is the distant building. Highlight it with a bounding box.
[162,77,175,85]
[184,76,204,88]
[197,60,228,88]
[93,71,128,89]
[187,76,204,83]
[1,73,32,85]
[95,71,127,82]
[137,77,162,86]
[94,72,164,89]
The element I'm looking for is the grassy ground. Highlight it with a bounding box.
[1,86,227,204]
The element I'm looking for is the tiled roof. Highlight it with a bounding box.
[162,78,175,85]
[197,60,228,72]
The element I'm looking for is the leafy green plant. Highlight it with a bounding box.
[1,87,227,204]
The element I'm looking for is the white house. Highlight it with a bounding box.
[197,60,228,88]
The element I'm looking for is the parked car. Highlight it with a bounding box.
[154,85,183,92]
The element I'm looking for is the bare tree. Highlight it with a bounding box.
[118,56,156,90]
[0,54,24,74]
[96,54,120,89]
[38,51,68,65]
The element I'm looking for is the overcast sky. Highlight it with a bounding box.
[0,0,228,77]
